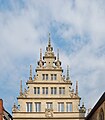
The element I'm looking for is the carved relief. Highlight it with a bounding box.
[45,108,53,118]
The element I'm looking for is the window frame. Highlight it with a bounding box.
[46,102,53,109]
[26,102,32,112]
[58,102,64,112]
[35,102,41,112]
[51,87,57,94]
[66,102,72,112]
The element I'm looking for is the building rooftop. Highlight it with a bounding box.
[86,92,105,119]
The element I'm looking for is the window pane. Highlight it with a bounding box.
[46,74,48,80]
[35,103,41,112]
[46,87,48,94]
[34,87,40,94]
[51,74,53,80]
[54,87,57,94]
[63,87,65,94]
[37,87,40,94]
[61,103,64,112]
[54,74,57,80]
[59,87,65,94]
[42,74,45,80]
[58,103,64,112]
[51,88,53,94]
[26,102,32,112]
[66,103,72,112]
[34,87,36,94]
[46,102,52,109]
[42,87,45,94]
[59,87,61,94]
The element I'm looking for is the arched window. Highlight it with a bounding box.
[99,108,104,120]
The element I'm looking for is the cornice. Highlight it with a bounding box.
[17,97,81,100]
[13,116,85,119]
[26,81,72,85]
[36,68,63,72]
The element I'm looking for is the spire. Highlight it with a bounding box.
[76,81,78,95]
[48,33,51,46]
[20,80,23,96]
[38,49,44,67]
[46,33,53,52]
[40,48,42,60]
[29,65,32,80]
[55,49,61,67]
[66,65,70,80]
[57,49,59,60]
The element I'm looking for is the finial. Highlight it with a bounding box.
[29,65,32,80]
[82,102,84,106]
[40,48,42,60]
[57,49,59,60]
[20,80,23,96]
[48,33,51,46]
[66,65,70,80]
[76,81,78,95]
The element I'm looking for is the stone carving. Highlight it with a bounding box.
[45,108,53,118]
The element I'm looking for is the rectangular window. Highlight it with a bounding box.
[42,87,45,94]
[42,87,48,94]
[46,102,53,109]
[34,87,40,94]
[42,74,45,80]
[54,74,57,80]
[26,102,32,112]
[51,74,53,80]
[59,87,65,94]
[34,87,36,94]
[51,87,57,94]
[58,103,64,112]
[42,74,48,80]
[51,74,57,80]
[46,74,48,80]
[46,87,48,94]
[66,103,72,112]
[37,87,40,94]
[35,102,41,112]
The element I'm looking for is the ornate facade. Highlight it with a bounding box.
[12,35,86,120]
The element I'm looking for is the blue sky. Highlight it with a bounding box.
[0,0,105,114]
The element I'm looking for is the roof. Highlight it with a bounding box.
[86,92,105,119]
[3,108,13,120]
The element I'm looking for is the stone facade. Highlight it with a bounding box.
[12,35,86,120]
[86,92,105,120]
